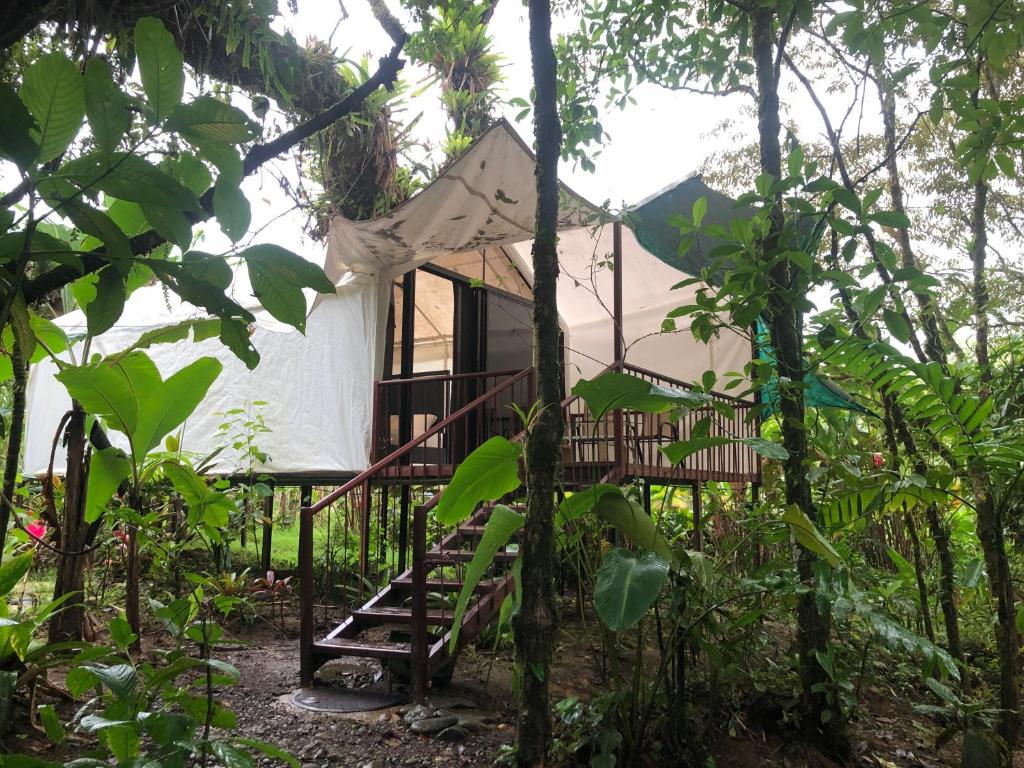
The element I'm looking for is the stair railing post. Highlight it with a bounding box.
[359,480,372,589]
[299,504,315,686]
[411,504,428,702]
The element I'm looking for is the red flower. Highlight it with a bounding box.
[872,453,884,468]
[26,520,46,540]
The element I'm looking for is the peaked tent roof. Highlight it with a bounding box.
[324,118,606,283]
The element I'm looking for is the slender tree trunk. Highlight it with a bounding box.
[0,338,26,561]
[904,509,935,643]
[875,71,955,365]
[969,157,1016,756]
[888,398,968,681]
[752,10,845,753]
[971,178,991,393]
[882,390,935,644]
[514,1,562,764]
[49,404,89,643]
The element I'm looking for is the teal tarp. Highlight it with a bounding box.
[629,176,865,414]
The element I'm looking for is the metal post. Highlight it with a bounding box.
[260,491,274,574]
[410,505,428,702]
[359,482,371,583]
[691,481,703,552]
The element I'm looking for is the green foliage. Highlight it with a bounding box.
[435,436,523,525]
[571,371,709,422]
[0,15,335,380]
[448,504,524,650]
[593,548,670,632]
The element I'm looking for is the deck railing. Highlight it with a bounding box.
[298,362,761,685]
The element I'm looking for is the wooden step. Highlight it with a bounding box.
[455,525,522,538]
[313,637,410,660]
[353,606,456,627]
[426,548,518,564]
[390,575,502,592]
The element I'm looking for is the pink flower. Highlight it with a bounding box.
[872,453,884,469]
[26,520,46,540]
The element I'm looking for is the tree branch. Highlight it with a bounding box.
[23,41,406,304]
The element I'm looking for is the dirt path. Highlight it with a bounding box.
[217,636,515,767]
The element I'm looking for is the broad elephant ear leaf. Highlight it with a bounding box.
[572,371,709,422]
[594,548,669,632]
[435,436,523,526]
[0,553,33,598]
[133,357,222,462]
[448,504,524,651]
[592,488,676,564]
[85,447,131,523]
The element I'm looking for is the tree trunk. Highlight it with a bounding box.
[751,9,845,753]
[904,509,935,643]
[975,483,1018,757]
[49,405,89,643]
[969,150,1016,756]
[514,1,562,764]
[875,71,954,365]
[0,337,26,560]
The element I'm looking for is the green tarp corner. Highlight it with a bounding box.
[629,176,867,415]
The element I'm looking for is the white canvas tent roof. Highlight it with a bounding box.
[24,121,750,479]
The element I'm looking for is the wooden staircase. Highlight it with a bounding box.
[307,503,518,686]
[296,363,762,694]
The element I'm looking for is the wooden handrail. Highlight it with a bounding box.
[306,366,534,514]
[620,362,757,407]
[378,368,523,386]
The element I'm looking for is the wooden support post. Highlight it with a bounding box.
[613,221,623,363]
[299,503,314,686]
[359,482,372,583]
[261,491,274,574]
[398,485,411,573]
[612,221,624,473]
[691,481,703,552]
[643,480,652,516]
[410,504,428,702]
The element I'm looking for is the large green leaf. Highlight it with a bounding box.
[86,266,126,337]
[56,364,140,437]
[55,351,162,438]
[0,552,33,598]
[782,505,841,567]
[83,58,130,154]
[435,436,523,526]
[593,548,669,632]
[133,357,222,461]
[213,177,251,244]
[572,371,709,422]
[85,447,131,523]
[0,313,69,381]
[59,152,201,214]
[592,489,676,564]
[161,461,234,529]
[20,52,84,162]
[661,435,788,464]
[240,244,335,293]
[448,504,524,651]
[135,17,184,121]
[167,96,259,144]
[556,483,621,526]
[0,84,38,168]
[108,318,221,361]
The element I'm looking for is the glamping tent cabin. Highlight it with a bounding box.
[23,120,761,689]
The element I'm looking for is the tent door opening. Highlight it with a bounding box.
[377,258,536,467]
